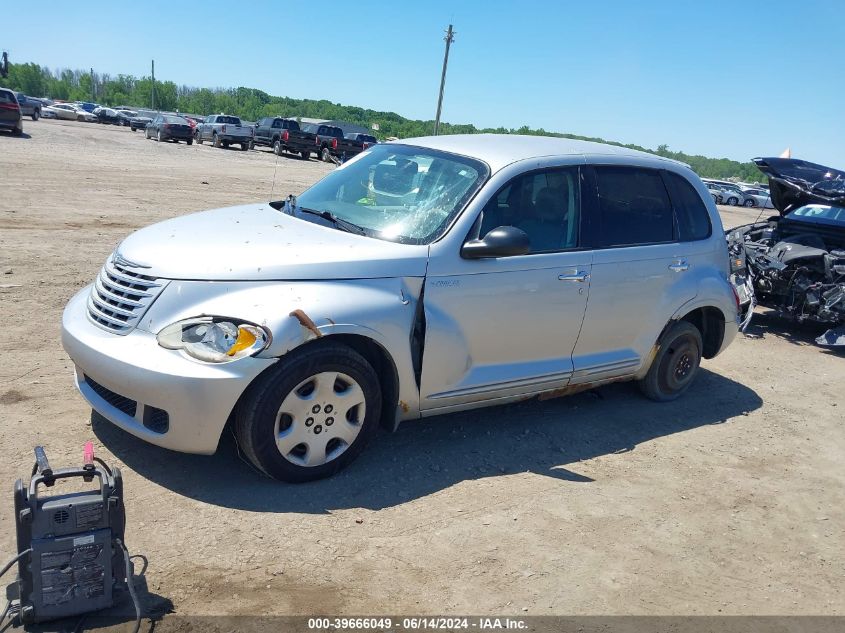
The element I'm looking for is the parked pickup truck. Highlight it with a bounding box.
[302,124,378,163]
[14,92,42,120]
[252,117,313,159]
[195,114,253,150]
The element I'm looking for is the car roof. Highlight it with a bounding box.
[393,133,685,173]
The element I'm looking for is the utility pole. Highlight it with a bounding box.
[151,59,156,111]
[433,24,455,136]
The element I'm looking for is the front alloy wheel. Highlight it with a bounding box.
[235,342,381,482]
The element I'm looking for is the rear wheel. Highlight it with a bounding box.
[145,128,150,139]
[727,196,739,206]
[241,142,248,151]
[235,342,382,482]
[11,125,22,137]
[638,321,703,402]
[322,147,332,162]
[249,140,255,150]
[300,150,310,160]
[187,138,193,145]
[273,140,282,155]
[32,110,40,121]
[744,198,756,207]
[196,131,203,144]
[222,140,230,149]
[157,130,163,142]
[213,133,220,148]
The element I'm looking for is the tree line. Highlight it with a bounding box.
[5,61,766,181]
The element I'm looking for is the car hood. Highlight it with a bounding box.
[113,203,429,281]
[754,157,845,215]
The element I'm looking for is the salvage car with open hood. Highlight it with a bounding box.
[727,157,845,346]
[63,135,740,482]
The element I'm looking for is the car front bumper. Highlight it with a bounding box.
[61,287,277,454]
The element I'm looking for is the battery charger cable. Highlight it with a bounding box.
[0,549,32,627]
[116,538,142,633]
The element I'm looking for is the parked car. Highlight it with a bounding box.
[740,187,775,208]
[703,180,748,206]
[195,114,253,150]
[62,134,739,482]
[44,103,83,121]
[14,92,42,120]
[116,109,138,126]
[302,123,347,162]
[129,113,154,131]
[0,88,23,136]
[727,157,845,346]
[94,107,123,125]
[253,117,313,158]
[145,114,194,143]
[705,182,725,204]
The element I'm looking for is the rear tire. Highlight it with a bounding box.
[727,196,739,206]
[241,142,248,151]
[235,342,382,482]
[322,147,331,163]
[273,140,282,156]
[145,128,150,139]
[187,138,193,145]
[196,132,203,145]
[638,321,703,402]
[744,199,756,207]
[249,140,255,150]
[11,125,22,137]
[157,130,162,142]
[32,110,40,121]
[300,150,310,160]
[213,133,220,148]
[222,140,230,149]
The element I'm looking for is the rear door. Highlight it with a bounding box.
[570,165,698,383]
[420,166,592,412]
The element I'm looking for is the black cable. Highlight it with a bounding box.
[0,549,31,581]
[115,539,141,633]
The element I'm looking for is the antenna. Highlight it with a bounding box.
[433,24,455,136]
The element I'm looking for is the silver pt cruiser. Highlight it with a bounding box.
[62,135,741,482]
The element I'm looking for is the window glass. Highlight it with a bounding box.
[663,171,711,241]
[594,167,675,246]
[296,144,487,244]
[479,168,580,253]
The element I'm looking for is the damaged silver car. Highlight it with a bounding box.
[728,157,845,346]
[62,135,740,482]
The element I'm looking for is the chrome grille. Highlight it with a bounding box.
[86,255,165,334]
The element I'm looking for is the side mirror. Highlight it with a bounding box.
[461,226,530,259]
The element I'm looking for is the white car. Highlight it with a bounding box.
[44,104,81,121]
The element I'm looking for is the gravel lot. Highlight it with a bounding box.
[0,120,842,625]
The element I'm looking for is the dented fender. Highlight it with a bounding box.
[137,277,425,420]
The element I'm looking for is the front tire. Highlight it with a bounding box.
[235,342,382,482]
[638,321,703,402]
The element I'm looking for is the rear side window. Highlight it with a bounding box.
[663,171,712,241]
[283,119,300,131]
[593,166,675,247]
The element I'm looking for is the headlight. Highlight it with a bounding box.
[157,317,270,363]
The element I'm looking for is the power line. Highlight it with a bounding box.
[433,24,455,136]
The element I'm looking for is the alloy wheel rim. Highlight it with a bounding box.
[274,371,366,467]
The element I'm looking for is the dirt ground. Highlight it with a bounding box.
[0,120,842,624]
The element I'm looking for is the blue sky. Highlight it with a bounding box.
[4,0,844,166]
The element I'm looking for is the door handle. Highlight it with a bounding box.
[558,271,590,282]
[668,258,689,272]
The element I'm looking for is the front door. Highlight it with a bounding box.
[420,166,592,413]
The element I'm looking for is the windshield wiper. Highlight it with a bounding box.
[299,207,367,235]
[279,194,367,235]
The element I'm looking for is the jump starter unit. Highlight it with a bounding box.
[4,444,136,628]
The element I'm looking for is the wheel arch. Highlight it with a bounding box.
[677,306,726,359]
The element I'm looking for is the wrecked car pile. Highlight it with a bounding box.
[728,157,845,346]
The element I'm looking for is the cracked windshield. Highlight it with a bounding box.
[295,144,486,243]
